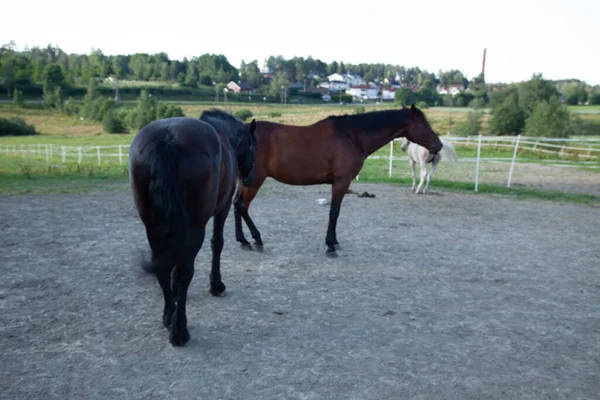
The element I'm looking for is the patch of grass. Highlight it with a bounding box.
[357,159,600,205]
[0,157,129,196]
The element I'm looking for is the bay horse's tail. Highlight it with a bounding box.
[439,139,458,162]
[141,133,191,275]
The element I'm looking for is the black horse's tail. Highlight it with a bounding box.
[141,133,190,275]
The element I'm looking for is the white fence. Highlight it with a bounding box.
[0,143,129,165]
[2,135,599,192]
[363,135,600,191]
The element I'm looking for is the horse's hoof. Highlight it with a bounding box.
[169,329,190,347]
[240,243,253,251]
[254,244,264,253]
[334,243,341,250]
[326,249,338,258]
[210,281,226,297]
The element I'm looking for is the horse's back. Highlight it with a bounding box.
[129,117,235,222]
[253,120,353,185]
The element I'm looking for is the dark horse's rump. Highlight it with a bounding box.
[129,112,256,347]
[234,105,442,257]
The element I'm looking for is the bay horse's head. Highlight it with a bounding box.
[199,109,257,186]
[403,104,443,161]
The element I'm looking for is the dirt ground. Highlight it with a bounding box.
[1,180,599,400]
[389,158,600,197]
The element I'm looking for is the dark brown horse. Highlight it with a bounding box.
[129,110,256,347]
[233,104,442,257]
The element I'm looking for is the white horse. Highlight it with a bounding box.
[400,137,458,194]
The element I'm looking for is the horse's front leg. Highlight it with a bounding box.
[409,159,416,191]
[234,178,266,252]
[209,202,230,297]
[325,177,351,257]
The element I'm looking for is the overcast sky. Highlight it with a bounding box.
[2,0,598,85]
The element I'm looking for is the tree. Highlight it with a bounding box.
[488,92,525,135]
[1,54,16,97]
[394,87,416,105]
[524,96,575,138]
[518,73,560,117]
[268,71,291,98]
[42,63,66,108]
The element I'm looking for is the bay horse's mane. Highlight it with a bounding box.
[323,107,421,134]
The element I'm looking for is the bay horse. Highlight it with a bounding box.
[128,110,257,347]
[233,104,443,258]
[400,136,458,194]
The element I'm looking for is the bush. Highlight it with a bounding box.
[102,110,128,134]
[128,90,186,130]
[13,89,24,108]
[62,97,80,116]
[488,93,526,135]
[0,117,38,136]
[469,97,486,109]
[454,111,483,136]
[233,109,253,121]
[156,103,184,120]
[589,93,600,105]
[524,96,575,138]
[353,106,366,114]
[267,111,282,118]
[81,97,116,122]
[416,101,429,110]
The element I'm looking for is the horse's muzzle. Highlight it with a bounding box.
[241,169,256,187]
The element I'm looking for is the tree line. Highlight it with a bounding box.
[0,42,473,95]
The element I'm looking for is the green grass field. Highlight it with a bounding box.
[2,102,599,202]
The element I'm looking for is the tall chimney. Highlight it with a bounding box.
[481,48,487,76]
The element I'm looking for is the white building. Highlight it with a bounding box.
[382,87,396,101]
[346,85,379,100]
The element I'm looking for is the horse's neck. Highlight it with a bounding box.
[354,128,401,157]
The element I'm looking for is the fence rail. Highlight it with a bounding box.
[1,135,599,192]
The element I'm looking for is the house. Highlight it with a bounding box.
[322,73,366,91]
[382,87,396,101]
[436,84,464,96]
[226,81,254,93]
[346,85,379,100]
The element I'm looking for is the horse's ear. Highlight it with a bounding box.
[410,104,417,115]
[249,119,257,139]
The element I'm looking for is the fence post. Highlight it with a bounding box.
[559,145,566,158]
[533,140,539,151]
[62,146,66,163]
[78,147,82,164]
[474,134,482,192]
[388,141,394,177]
[45,145,50,161]
[38,144,41,157]
[507,134,521,188]
[97,146,101,166]
[587,146,592,159]
[118,145,123,165]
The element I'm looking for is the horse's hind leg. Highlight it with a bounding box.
[424,160,438,193]
[156,267,176,329]
[209,202,230,297]
[416,162,427,194]
[169,228,205,347]
[234,179,265,251]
